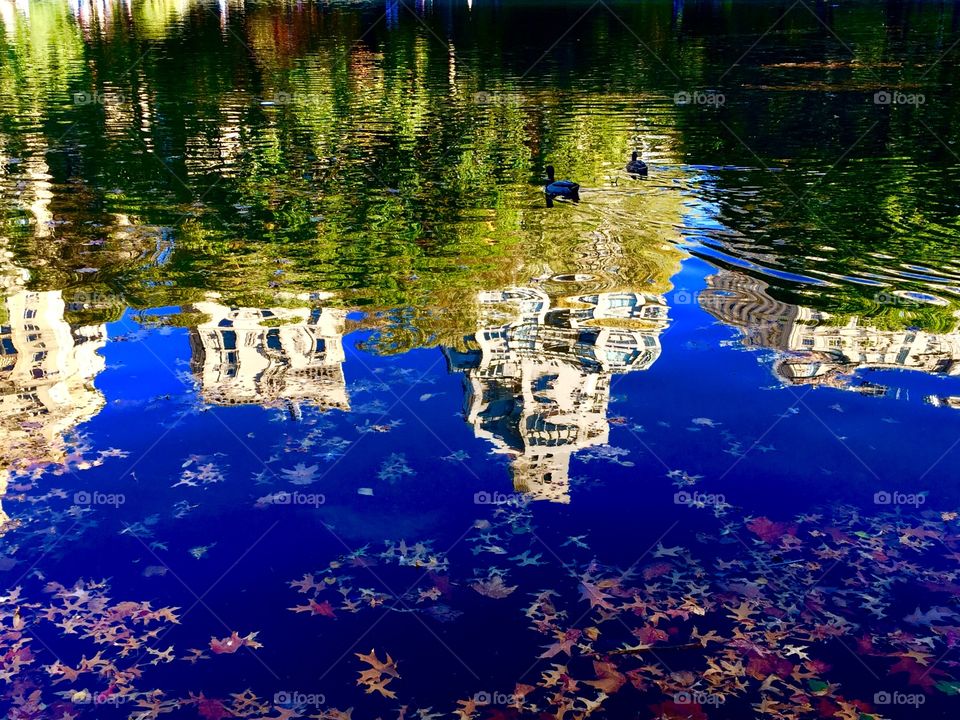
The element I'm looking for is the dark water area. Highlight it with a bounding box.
[1,1,960,718]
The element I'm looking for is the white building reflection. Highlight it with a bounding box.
[446,287,668,503]
[0,289,107,530]
[700,270,960,396]
[188,300,349,415]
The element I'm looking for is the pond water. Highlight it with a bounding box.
[1,0,960,718]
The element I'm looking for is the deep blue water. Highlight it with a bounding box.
[3,0,960,718]
[6,251,960,718]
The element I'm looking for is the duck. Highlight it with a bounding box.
[626,151,648,176]
[544,165,580,201]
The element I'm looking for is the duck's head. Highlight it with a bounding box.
[545,165,555,181]
[631,151,639,161]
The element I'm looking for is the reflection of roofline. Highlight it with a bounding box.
[1,290,107,471]
[472,289,669,374]
[187,301,349,411]
[703,270,960,390]
[927,395,960,410]
[446,287,669,503]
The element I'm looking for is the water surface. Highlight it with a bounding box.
[1,1,960,718]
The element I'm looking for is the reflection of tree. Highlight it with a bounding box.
[188,298,349,417]
[0,1,177,300]
[670,2,960,325]
[446,286,668,503]
[0,0,84,267]
[1,0,688,323]
[2,0,956,340]
[701,269,960,396]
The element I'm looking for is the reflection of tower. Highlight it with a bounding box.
[188,301,349,414]
[701,270,960,391]
[697,270,800,349]
[446,287,668,503]
[0,290,107,529]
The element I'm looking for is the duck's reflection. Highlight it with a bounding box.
[446,287,668,503]
[188,299,349,417]
[700,270,960,401]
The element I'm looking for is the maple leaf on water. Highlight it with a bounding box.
[452,698,479,719]
[512,684,535,705]
[642,562,674,581]
[888,655,949,690]
[649,700,708,720]
[209,631,262,655]
[289,599,337,618]
[356,649,400,698]
[579,580,615,610]
[356,649,400,678]
[690,627,722,647]
[904,606,957,626]
[585,660,626,694]
[633,625,668,645]
[187,693,232,720]
[471,574,517,599]
[182,648,210,664]
[209,635,239,654]
[539,629,582,659]
[282,463,320,485]
[745,516,797,543]
[745,651,793,680]
[289,573,318,593]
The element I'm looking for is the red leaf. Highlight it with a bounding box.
[642,562,674,580]
[746,517,796,543]
[210,632,244,654]
[197,697,233,720]
[310,599,337,618]
[649,700,708,720]
[888,656,947,690]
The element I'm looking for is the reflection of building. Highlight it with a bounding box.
[700,270,960,392]
[0,290,107,529]
[926,395,960,410]
[189,300,349,414]
[446,287,668,503]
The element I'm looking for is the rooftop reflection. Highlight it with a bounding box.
[446,286,668,503]
[701,269,960,397]
[0,289,106,529]
[188,298,349,416]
